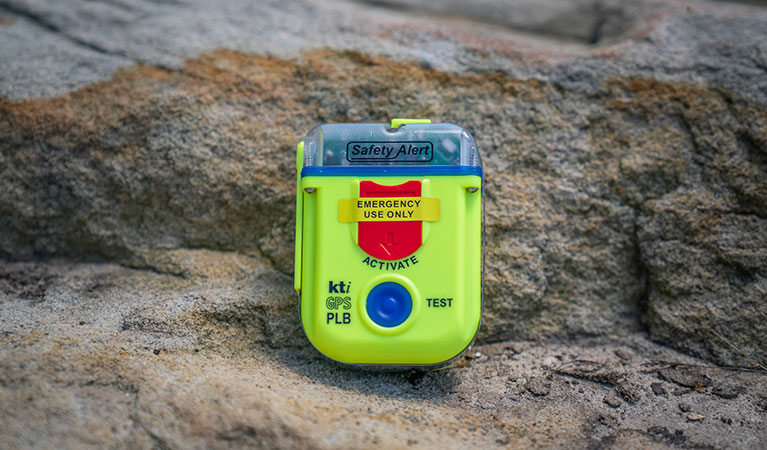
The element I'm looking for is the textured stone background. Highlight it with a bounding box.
[1,0,766,448]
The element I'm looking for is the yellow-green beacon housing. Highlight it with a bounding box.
[294,118,482,368]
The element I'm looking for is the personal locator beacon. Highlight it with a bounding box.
[294,119,482,367]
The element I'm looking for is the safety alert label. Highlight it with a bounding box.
[338,197,440,223]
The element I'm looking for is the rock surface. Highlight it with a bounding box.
[1,0,767,447]
[2,259,767,448]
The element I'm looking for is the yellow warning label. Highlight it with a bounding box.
[338,197,440,223]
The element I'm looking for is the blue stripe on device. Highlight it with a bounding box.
[301,166,482,177]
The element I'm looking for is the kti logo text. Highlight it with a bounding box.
[328,281,351,294]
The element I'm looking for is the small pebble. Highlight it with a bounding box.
[712,384,740,400]
[525,378,551,397]
[686,413,705,422]
[616,382,640,403]
[678,403,691,412]
[651,382,667,396]
[603,394,622,408]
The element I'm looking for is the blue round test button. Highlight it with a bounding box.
[366,282,412,328]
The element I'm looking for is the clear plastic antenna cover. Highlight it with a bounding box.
[302,123,481,167]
